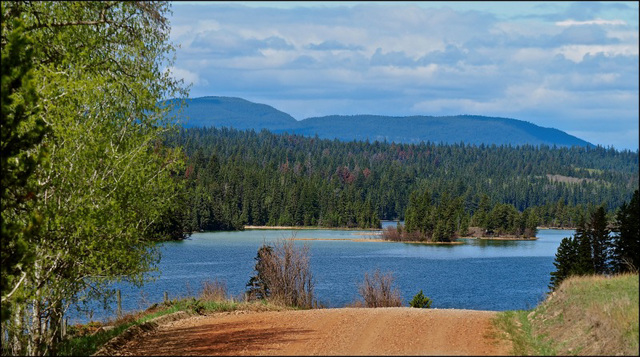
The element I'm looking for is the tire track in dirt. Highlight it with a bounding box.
[115,308,511,356]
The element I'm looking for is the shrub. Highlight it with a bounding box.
[200,279,228,302]
[246,245,274,301]
[246,239,315,309]
[187,298,205,315]
[381,225,430,242]
[382,226,403,242]
[409,290,432,308]
[358,269,403,307]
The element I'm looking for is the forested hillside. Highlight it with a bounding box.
[170,96,298,132]
[173,96,593,148]
[295,114,592,147]
[163,127,638,235]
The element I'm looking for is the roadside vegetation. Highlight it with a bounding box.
[54,241,434,355]
[245,239,316,309]
[356,269,404,308]
[494,273,639,356]
[495,191,639,355]
[56,238,317,356]
[55,279,294,356]
[550,189,639,290]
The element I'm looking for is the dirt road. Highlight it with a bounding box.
[116,307,511,356]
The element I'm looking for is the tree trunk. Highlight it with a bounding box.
[10,303,25,356]
[48,299,63,356]
[28,263,43,356]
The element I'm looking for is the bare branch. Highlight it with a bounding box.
[1,271,27,302]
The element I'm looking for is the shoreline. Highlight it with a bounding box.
[290,237,464,245]
[244,225,382,231]
[460,236,538,241]
[244,226,539,242]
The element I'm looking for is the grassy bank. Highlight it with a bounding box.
[494,273,639,356]
[59,292,294,356]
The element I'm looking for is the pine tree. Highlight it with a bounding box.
[588,205,611,274]
[549,236,579,290]
[574,218,595,275]
[611,189,639,272]
[246,245,274,300]
[1,16,49,323]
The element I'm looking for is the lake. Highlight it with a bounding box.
[71,224,574,323]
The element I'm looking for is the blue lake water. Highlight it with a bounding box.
[72,224,574,323]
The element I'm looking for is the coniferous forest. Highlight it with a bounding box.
[550,189,639,289]
[3,3,638,356]
[160,127,639,238]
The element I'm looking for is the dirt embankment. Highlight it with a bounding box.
[114,308,511,356]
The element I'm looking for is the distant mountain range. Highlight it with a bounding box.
[168,96,593,147]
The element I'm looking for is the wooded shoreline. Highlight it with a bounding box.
[243,225,539,242]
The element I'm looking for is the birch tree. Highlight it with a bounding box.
[1,1,188,355]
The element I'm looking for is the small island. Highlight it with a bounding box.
[380,191,539,244]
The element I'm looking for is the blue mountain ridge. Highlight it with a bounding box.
[167,96,593,147]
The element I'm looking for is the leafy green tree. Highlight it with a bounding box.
[146,168,192,241]
[1,2,187,354]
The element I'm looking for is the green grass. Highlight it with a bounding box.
[494,273,639,356]
[573,167,604,175]
[59,321,133,356]
[493,310,557,355]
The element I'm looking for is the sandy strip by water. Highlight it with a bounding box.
[244,225,381,231]
[290,237,464,245]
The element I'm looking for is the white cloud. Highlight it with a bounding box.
[168,2,640,150]
[555,44,639,62]
[556,18,627,26]
[167,66,206,87]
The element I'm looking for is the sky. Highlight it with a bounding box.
[167,1,639,151]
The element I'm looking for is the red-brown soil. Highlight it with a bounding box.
[115,307,511,356]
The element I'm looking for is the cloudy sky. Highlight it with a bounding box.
[167,1,639,151]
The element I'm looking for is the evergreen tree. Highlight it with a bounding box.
[574,218,595,275]
[166,126,637,234]
[409,290,433,308]
[0,16,49,322]
[611,189,639,272]
[588,205,611,274]
[549,236,579,290]
[246,245,274,300]
[473,194,491,230]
